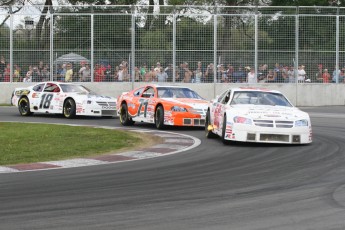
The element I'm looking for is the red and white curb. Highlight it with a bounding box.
[0,125,200,174]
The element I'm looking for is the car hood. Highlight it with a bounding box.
[162,98,208,109]
[68,92,116,101]
[230,105,309,120]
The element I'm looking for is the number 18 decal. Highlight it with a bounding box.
[39,94,54,109]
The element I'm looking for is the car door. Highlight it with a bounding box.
[212,89,231,133]
[36,83,61,113]
[136,86,156,123]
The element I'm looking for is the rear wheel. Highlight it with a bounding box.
[18,97,32,116]
[155,106,165,130]
[205,110,217,138]
[63,98,76,118]
[119,103,134,126]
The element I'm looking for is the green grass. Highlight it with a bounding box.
[0,122,144,166]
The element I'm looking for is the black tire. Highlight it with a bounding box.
[119,103,134,126]
[205,110,217,138]
[63,98,76,118]
[221,115,229,145]
[155,105,165,130]
[18,97,32,116]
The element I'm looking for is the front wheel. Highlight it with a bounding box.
[221,115,229,145]
[119,103,134,126]
[205,110,217,138]
[63,98,76,118]
[18,97,33,116]
[155,106,165,130]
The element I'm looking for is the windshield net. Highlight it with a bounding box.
[60,84,91,93]
[158,87,204,99]
[231,91,292,107]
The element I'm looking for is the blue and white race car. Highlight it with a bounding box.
[11,82,117,118]
[205,87,312,144]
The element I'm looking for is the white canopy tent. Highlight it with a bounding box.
[54,53,89,64]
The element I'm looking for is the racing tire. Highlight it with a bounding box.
[63,98,76,119]
[155,106,165,130]
[221,115,229,145]
[205,110,217,138]
[18,97,33,116]
[119,103,134,126]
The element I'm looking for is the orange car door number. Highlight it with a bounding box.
[137,98,149,117]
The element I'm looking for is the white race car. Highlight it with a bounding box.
[205,87,312,144]
[11,82,117,118]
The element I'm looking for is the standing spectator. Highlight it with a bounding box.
[193,65,203,83]
[266,70,275,83]
[105,64,113,82]
[3,64,10,82]
[297,65,306,83]
[156,67,168,82]
[287,65,295,83]
[31,66,41,82]
[165,64,173,82]
[38,60,44,73]
[41,67,50,81]
[247,67,257,84]
[204,63,214,83]
[182,62,192,83]
[65,63,73,82]
[79,63,91,82]
[274,65,285,83]
[154,62,161,72]
[94,64,105,82]
[332,65,341,83]
[140,64,147,78]
[116,64,125,82]
[177,62,186,82]
[23,70,32,82]
[134,66,142,82]
[319,69,330,83]
[226,64,234,82]
[60,64,66,81]
[13,64,21,82]
[0,56,6,82]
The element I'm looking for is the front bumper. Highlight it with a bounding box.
[225,123,312,144]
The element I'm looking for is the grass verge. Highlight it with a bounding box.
[0,122,160,166]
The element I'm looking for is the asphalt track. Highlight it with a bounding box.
[1,106,345,230]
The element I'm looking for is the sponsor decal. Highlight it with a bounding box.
[31,93,39,98]
[102,106,116,110]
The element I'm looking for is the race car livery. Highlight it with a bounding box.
[117,84,208,129]
[205,87,312,144]
[11,82,117,118]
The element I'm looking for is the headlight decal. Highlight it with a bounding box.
[171,106,187,112]
[233,116,252,125]
[295,119,308,127]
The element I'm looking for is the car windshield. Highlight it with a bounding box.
[158,87,204,99]
[60,84,93,94]
[230,91,292,107]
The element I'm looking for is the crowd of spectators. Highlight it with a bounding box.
[2,56,345,84]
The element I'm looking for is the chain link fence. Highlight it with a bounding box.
[1,5,345,84]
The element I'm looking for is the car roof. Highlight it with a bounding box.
[231,87,282,94]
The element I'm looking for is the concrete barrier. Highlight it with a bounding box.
[1,82,344,107]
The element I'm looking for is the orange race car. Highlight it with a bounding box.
[117,85,209,129]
